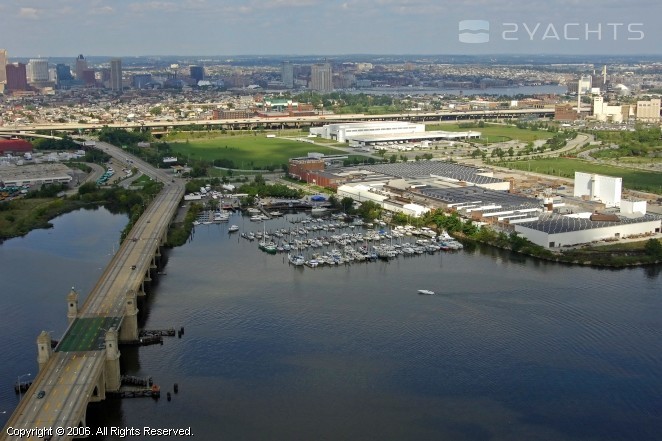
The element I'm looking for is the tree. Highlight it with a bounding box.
[644,239,662,258]
[340,197,354,214]
[389,154,397,163]
[357,201,382,221]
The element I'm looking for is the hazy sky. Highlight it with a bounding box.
[1,0,660,57]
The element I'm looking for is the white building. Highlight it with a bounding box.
[636,98,661,123]
[310,63,332,93]
[310,121,426,143]
[514,214,661,248]
[337,183,429,218]
[573,172,622,208]
[28,59,49,83]
[592,97,631,123]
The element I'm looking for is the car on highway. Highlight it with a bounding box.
[37,390,45,399]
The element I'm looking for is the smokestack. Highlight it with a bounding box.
[603,65,607,85]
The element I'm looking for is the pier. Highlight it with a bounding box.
[1,141,184,441]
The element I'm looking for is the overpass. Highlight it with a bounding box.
[0,108,554,135]
[1,142,185,441]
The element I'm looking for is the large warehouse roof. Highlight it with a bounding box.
[516,213,661,234]
[348,130,481,144]
[360,162,505,185]
[419,187,537,207]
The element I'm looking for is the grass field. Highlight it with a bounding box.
[499,158,662,194]
[163,129,308,142]
[427,123,554,142]
[170,136,346,169]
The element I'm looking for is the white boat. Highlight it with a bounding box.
[247,207,261,214]
[250,215,263,222]
[311,207,327,215]
[417,289,435,295]
[228,225,239,232]
[288,253,305,266]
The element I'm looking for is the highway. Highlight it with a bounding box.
[0,108,554,133]
[2,143,184,441]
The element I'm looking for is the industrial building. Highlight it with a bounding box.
[360,162,511,191]
[417,187,542,224]
[514,213,661,248]
[573,172,622,208]
[309,121,480,146]
[0,163,73,187]
[0,139,33,155]
[338,183,429,218]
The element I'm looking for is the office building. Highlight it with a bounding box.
[281,61,294,88]
[132,74,152,89]
[189,65,204,83]
[0,49,7,84]
[28,59,49,83]
[110,58,122,92]
[56,64,73,83]
[636,98,661,123]
[75,54,88,80]
[6,63,28,91]
[82,69,96,86]
[310,63,333,93]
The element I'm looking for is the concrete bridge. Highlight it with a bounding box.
[0,108,554,135]
[1,142,184,441]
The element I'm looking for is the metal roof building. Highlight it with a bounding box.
[514,213,662,248]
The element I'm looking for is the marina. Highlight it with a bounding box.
[194,210,465,269]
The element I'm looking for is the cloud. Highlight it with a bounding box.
[129,2,178,13]
[19,7,41,19]
[91,6,114,15]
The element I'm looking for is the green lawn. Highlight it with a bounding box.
[427,123,554,142]
[170,136,346,169]
[499,158,662,194]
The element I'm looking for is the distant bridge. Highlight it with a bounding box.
[0,108,554,135]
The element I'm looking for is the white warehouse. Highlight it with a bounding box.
[337,183,429,217]
[514,214,661,248]
[574,172,622,208]
[310,121,425,143]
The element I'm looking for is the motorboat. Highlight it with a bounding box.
[228,225,239,232]
[417,289,435,295]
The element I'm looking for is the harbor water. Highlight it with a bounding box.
[1,209,661,440]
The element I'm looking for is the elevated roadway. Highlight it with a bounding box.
[2,143,184,441]
[0,108,554,134]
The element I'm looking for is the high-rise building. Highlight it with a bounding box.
[310,63,332,93]
[110,58,122,92]
[28,59,49,83]
[281,61,294,88]
[56,64,73,83]
[0,49,7,85]
[75,54,88,80]
[636,98,661,123]
[6,63,28,91]
[82,69,96,86]
[189,65,204,83]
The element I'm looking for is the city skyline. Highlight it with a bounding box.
[1,0,661,57]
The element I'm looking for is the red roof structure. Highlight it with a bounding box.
[0,139,33,155]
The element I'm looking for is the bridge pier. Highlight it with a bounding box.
[67,287,79,325]
[89,373,106,403]
[37,331,53,371]
[104,328,121,392]
[150,255,157,270]
[119,290,139,342]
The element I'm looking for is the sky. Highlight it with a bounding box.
[1,0,661,57]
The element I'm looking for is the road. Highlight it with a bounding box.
[2,143,185,441]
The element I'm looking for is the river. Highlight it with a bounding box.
[1,208,661,440]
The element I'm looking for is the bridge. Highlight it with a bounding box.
[1,142,184,441]
[0,108,554,135]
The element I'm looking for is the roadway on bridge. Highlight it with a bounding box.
[2,143,184,441]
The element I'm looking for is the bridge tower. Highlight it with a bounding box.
[67,287,78,324]
[37,331,53,371]
[119,290,139,342]
[104,327,121,392]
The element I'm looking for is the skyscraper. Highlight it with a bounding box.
[310,63,332,93]
[75,54,88,80]
[0,49,7,85]
[28,59,49,83]
[110,58,122,92]
[6,63,28,91]
[189,65,204,83]
[56,64,73,83]
[281,61,294,88]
